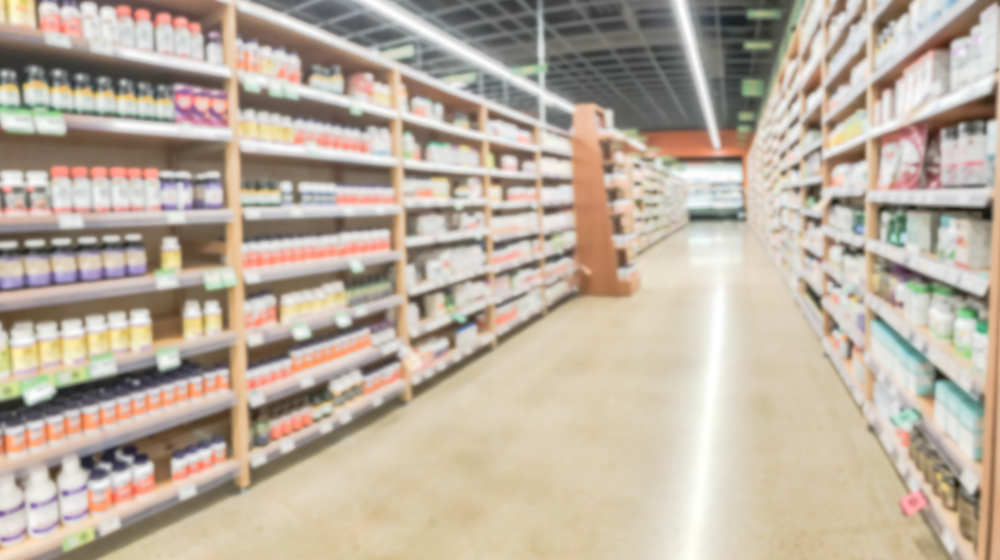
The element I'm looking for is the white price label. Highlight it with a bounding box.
[248,390,266,408]
[156,348,181,372]
[97,515,122,537]
[343,207,355,216]
[354,305,369,317]
[178,484,198,502]
[289,207,304,218]
[291,322,313,341]
[247,331,265,348]
[34,112,66,136]
[244,270,261,285]
[334,313,352,329]
[319,421,334,435]
[1,110,35,134]
[22,379,56,407]
[43,31,72,48]
[340,412,353,425]
[88,355,118,379]
[299,376,316,389]
[249,451,268,468]
[244,208,262,220]
[372,396,383,408]
[154,271,180,290]
[57,213,84,230]
[960,468,979,493]
[941,530,958,554]
[279,439,296,455]
[165,211,186,224]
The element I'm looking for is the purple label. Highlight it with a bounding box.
[29,496,56,509]
[0,503,24,517]
[54,269,78,284]
[26,268,51,287]
[127,262,147,276]
[62,509,88,522]
[0,275,24,290]
[1,527,25,544]
[60,485,87,497]
[104,265,125,279]
[79,267,103,282]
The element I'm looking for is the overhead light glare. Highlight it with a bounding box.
[671,0,721,149]
[353,0,576,113]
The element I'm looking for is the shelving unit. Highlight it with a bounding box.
[0,0,584,556]
[748,0,1000,557]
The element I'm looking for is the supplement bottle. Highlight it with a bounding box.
[206,31,223,65]
[7,0,38,28]
[128,308,152,352]
[159,170,178,210]
[211,435,226,464]
[176,170,193,210]
[124,233,146,276]
[43,406,63,444]
[1,170,27,216]
[107,311,129,354]
[170,449,188,481]
[143,168,161,210]
[63,399,81,438]
[133,9,152,51]
[183,300,203,340]
[60,0,81,36]
[49,165,72,213]
[80,2,98,41]
[86,468,110,513]
[189,22,204,60]
[22,65,49,109]
[84,314,108,356]
[25,170,50,215]
[38,0,61,32]
[109,167,129,211]
[0,69,21,108]
[160,236,182,270]
[60,318,86,365]
[24,467,58,539]
[57,456,89,524]
[973,320,989,372]
[198,171,224,209]
[48,68,72,112]
[89,166,110,212]
[173,17,190,58]
[101,234,125,279]
[154,12,173,55]
[2,415,25,458]
[136,82,155,121]
[131,454,153,495]
[22,239,51,288]
[204,300,222,335]
[115,4,133,48]
[70,166,91,212]
[10,329,38,377]
[35,321,60,368]
[126,167,145,210]
[0,329,10,379]
[94,75,115,116]
[115,77,136,119]
[155,83,174,121]
[97,5,116,49]
[955,307,978,358]
[0,474,26,548]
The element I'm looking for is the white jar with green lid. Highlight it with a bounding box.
[972,320,989,372]
[906,281,930,326]
[954,307,978,358]
[929,284,956,340]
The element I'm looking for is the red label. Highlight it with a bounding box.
[900,490,927,516]
[176,93,193,110]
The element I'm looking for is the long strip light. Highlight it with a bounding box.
[352,0,576,113]
[671,0,721,149]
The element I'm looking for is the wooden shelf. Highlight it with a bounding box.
[243,251,402,285]
[246,295,404,348]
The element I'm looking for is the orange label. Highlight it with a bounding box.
[65,416,81,436]
[45,423,64,443]
[89,488,110,512]
[4,432,25,454]
[26,426,45,449]
[162,389,175,407]
[82,411,99,431]
[189,382,203,399]
[133,474,154,496]
[116,403,132,422]
[132,399,147,417]
[112,483,132,504]
[99,407,116,426]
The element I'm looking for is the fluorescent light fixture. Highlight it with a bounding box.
[353,0,576,114]
[671,0,721,149]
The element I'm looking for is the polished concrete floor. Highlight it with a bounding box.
[75,221,948,560]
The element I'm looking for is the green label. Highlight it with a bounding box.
[220,267,238,288]
[742,79,764,97]
[0,380,21,401]
[334,313,353,329]
[268,78,285,98]
[451,312,468,324]
[283,83,300,100]
[154,269,180,290]
[88,353,118,379]
[349,104,363,117]
[442,72,478,87]
[203,268,224,291]
[62,528,96,552]
[454,202,465,211]
[381,44,416,60]
[242,80,262,94]
[291,322,313,341]
[33,109,66,136]
[55,366,90,388]
[737,125,753,134]
[744,41,773,51]
[349,259,365,274]
[511,64,547,76]
[21,376,56,406]
[747,8,782,19]
[738,111,756,122]
[0,108,36,134]
[156,347,181,372]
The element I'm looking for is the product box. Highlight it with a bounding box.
[955,216,992,269]
[423,292,447,319]
[905,210,939,254]
[980,5,999,80]
[913,49,949,109]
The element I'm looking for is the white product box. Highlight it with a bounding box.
[955,217,992,269]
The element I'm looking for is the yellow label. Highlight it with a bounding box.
[162,249,182,271]
[39,339,62,369]
[62,336,86,366]
[0,344,10,376]
[204,315,222,335]
[130,325,152,352]
[183,317,203,339]
[86,331,108,357]
[109,328,130,354]
[11,344,38,375]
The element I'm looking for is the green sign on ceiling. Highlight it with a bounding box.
[738,111,756,122]
[442,72,478,87]
[737,125,754,134]
[747,8,782,19]
[511,64,548,76]
[742,79,764,97]
[744,41,773,51]
[381,44,416,61]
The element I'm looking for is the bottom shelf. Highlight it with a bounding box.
[821,338,865,406]
[797,292,823,339]
[497,307,544,337]
[249,380,408,468]
[5,461,239,560]
[412,333,495,386]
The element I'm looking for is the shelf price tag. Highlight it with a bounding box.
[348,259,365,274]
[21,376,56,406]
[398,345,423,373]
[44,31,73,48]
[372,396,383,408]
[1,108,36,134]
[165,211,186,224]
[0,381,20,401]
[450,312,467,324]
[55,367,90,387]
[299,376,316,389]
[220,267,238,288]
[247,331,265,348]
[248,389,266,408]
[279,438,296,455]
[203,268,225,291]
[57,213,85,230]
[97,515,122,537]
[334,313,352,329]
[353,304,368,317]
[154,269,180,290]
[156,347,181,372]
[268,78,285,98]
[283,83,300,100]
[242,74,263,94]
[34,110,66,136]
[244,270,261,285]
[348,102,363,116]
[899,489,927,516]
[249,451,268,468]
[960,468,980,493]
[454,201,464,211]
[319,421,334,435]
[61,527,96,552]
[940,530,958,554]
[244,208,262,220]
[178,483,198,501]
[340,412,353,425]
[88,353,118,379]
[291,322,312,341]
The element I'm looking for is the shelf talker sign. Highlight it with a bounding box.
[741,79,764,97]
[746,8,781,19]
[442,72,478,88]
[381,44,415,61]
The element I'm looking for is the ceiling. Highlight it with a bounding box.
[257,0,796,131]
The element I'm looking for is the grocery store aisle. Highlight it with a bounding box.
[75,221,945,560]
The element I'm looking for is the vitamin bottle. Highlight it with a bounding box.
[70,166,90,212]
[85,314,108,356]
[131,454,153,496]
[128,308,152,352]
[72,72,93,114]
[60,318,86,365]
[197,171,223,209]
[89,166,110,212]
[2,415,25,458]
[1,171,27,216]
[109,166,129,211]
[36,321,60,368]
[206,31,223,65]
[63,399,81,438]
[159,170,178,210]
[38,0,61,32]
[44,406,64,444]
[955,307,978,358]
[21,65,49,110]
[48,68,72,112]
[24,410,45,450]
[7,0,38,28]
[143,168,161,210]
[115,4,133,48]
[188,22,204,60]
[77,236,102,281]
[154,12,173,55]
[161,236,181,271]
[97,5,116,48]
[0,474,26,548]
[115,78,136,119]
[183,300,203,339]
[0,69,21,108]
[155,83,174,121]
[170,449,188,481]
[133,9,152,51]
[10,329,38,377]
[25,170,50,215]
[101,234,125,279]
[107,311,129,354]
[973,320,989,372]
[204,300,222,335]
[136,82,155,121]
[57,456,89,524]
[176,170,193,210]
[24,467,58,539]
[23,239,51,288]
[173,17,190,58]
[86,469,110,514]
[80,1,98,41]
[50,237,77,284]
[124,233,146,276]
[126,167,145,210]
[49,165,72,213]
[94,75,115,116]
[0,329,10,379]
[60,0,81,36]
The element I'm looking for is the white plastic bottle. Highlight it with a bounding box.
[24,467,58,539]
[56,456,89,525]
[0,474,25,548]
